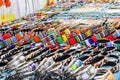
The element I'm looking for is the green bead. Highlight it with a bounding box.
[75,36,80,43]
[118,44,120,50]
[82,41,86,46]
[57,36,64,44]
[0,42,4,47]
[49,31,55,35]
[30,38,34,42]
[71,65,77,71]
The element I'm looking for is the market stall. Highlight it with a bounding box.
[0,0,120,80]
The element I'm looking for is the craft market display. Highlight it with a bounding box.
[0,0,120,80]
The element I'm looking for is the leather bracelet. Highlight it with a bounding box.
[104,47,115,54]
[46,48,59,57]
[76,65,97,80]
[108,54,119,63]
[54,54,71,62]
[101,52,109,56]
[89,56,108,68]
[64,48,76,55]
[5,47,40,69]
[98,45,106,51]
[112,50,120,59]
[1,46,23,60]
[72,49,82,57]
[0,59,8,66]
[92,68,114,80]
[57,49,66,53]
[82,50,92,56]
[91,50,102,57]
[102,61,119,73]
[79,55,92,65]
[0,47,12,56]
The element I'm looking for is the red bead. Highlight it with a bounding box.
[69,38,77,45]
[3,33,11,40]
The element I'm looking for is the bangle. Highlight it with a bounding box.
[108,54,119,63]
[70,59,83,71]
[104,47,115,54]
[23,47,41,56]
[98,45,106,51]
[63,56,73,66]
[46,49,58,57]
[112,50,120,56]
[57,49,65,53]
[41,48,49,53]
[72,49,82,57]
[22,47,31,53]
[91,50,102,57]
[65,48,76,55]
[5,52,23,69]
[0,59,8,66]
[54,54,71,62]
[102,61,119,73]
[0,48,9,56]
[1,46,23,60]
[0,46,6,51]
[76,65,97,80]
[45,57,58,70]
[26,47,42,60]
[79,55,92,65]
[93,68,114,80]
[18,63,38,73]
[6,54,25,69]
[101,52,109,56]
[89,56,108,68]
[82,50,92,56]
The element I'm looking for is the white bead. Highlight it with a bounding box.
[82,73,89,79]
[19,56,25,61]
[13,61,19,66]
[90,67,95,74]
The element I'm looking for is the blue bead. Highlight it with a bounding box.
[11,36,18,42]
[88,37,94,44]
[0,36,3,41]
[106,42,113,47]
[41,44,44,47]
[26,45,30,48]
[31,43,35,47]
[76,60,82,66]
[50,35,54,40]
[10,44,16,48]
[94,42,99,46]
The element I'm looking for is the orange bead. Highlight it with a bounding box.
[64,45,70,50]
[33,35,40,43]
[15,34,22,41]
[81,47,85,51]
[94,48,97,51]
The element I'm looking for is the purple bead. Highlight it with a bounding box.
[31,43,35,47]
[88,37,94,44]
[30,63,36,70]
[94,42,99,46]
[10,44,16,49]
[0,36,3,41]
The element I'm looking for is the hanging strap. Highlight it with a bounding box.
[37,0,41,10]
[16,0,20,18]
[32,0,35,14]
[25,0,28,16]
